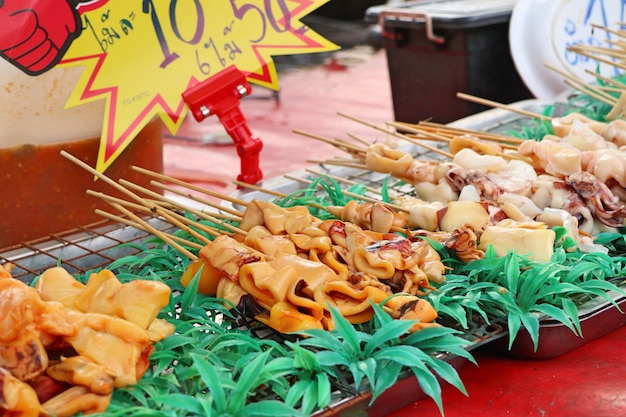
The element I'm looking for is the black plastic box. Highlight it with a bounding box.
[366,0,533,124]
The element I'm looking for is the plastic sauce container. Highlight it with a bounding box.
[0,61,163,249]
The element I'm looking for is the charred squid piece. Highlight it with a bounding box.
[45,356,116,395]
[0,329,48,382]
[256,301,324,333]
[383,295,439,332]
[566,171,626,229]
[326,200,408,233]
[412,225,485,263]
[199,235,264,283]
[600,119,626,147]
[0,366,45,417]
[239,199,318,235]
[216,278,263,326]
[319,220,348,248]
[448,134,503,156]
[30,374,71,404]
[41,386,110,417]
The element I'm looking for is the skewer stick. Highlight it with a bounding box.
[61,151,153,205]
[283,174,409,213]
[292,128,367,154]
[337,112,453,159]
[149,180,244,218]
[307,159,369,170]
[232,180,334,213]
[114,181,217,243]
[416,121,525,144]
[545,62,617,104]
[563,79,617,105]
[388,120,519,150]
[91,187,216,243]
[61,151,211,252]
[385,120,450,143]
[565,46,626,72]
[583,69,626,89]
[568,44,626,59]
[456,92,552,121]
[120,179,247,236]
[590,23,626,38]
[346,132,372,146]
[131,165,251,208]
[108,200,197,260]
[95,209,204,250]
[305,168,389,196]
[232,180,286,198]
[86,189,151,214]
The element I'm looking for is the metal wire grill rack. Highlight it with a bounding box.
[1,217,177,284]
[0,99,616,415]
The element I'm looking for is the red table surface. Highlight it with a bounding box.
[386,325,626,417]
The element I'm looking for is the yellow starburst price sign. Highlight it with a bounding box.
[59,0,338,173]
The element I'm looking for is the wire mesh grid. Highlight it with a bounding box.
[0,100,616,415]
[0,217,177,284]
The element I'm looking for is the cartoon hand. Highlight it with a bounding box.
[0,0,82,75]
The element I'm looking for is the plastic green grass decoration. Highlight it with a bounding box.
[297,303,473,415]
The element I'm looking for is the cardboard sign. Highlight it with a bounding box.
[55,0,337,173]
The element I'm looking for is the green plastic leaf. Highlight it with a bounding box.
[151,393,204,414]
[519,312,540,352]
[190,353,228,412]
[242,400,304,417]
[412,365,444,415]
[363,318,416,357]
[369,362,402,401]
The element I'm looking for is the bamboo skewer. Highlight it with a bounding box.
[590,22,626,38]
[60,151,203,259]
[346,132,372,146]
[307,159,369,170]
[148,180,244,219]
[112,179,219,243]
[95,209,204,250]
[386,120,519,150]
[304,168,390,196]
[283,174,409,214]
[92,186,220,243]
[119,179,248,236]
[456,92,552,121]
[583,69,626,89]
[545,63,618,105]
[337,112,454,159]
[568,44,626,59]
[565,45,626,73]
[232,180,332,214]
[110,200,197,260]
[292,129,367,156]
[416,121,525,144]
[131,165,251,209]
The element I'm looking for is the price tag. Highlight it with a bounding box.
[59,0,337,173]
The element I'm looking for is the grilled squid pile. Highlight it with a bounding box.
[361,113,626,254]
[181,199,445,334]
[0,264,174,417]
[181,113,626,335]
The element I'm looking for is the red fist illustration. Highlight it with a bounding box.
[0,0,82,75]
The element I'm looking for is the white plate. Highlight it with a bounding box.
[510,0,625,99]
